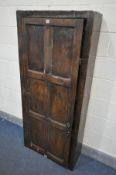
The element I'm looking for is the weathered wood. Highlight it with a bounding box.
[17,10,102,170]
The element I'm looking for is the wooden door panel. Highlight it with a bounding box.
[49,84,70,124]
[46,20,84,164]
[47,126,70,164]
[52,26,74,78]
[29,79,47,115]
[19,17,84,166]
[27,25,44,72]
[29,116,47,153]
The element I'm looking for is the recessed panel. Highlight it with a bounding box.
[50,84,69,123]
[30,79,47,115]
[47,126,67,162]
[27,25,44,72]
[52,27,74,78]
[30,116,47,150]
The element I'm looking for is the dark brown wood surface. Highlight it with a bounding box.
[17,11,102,169]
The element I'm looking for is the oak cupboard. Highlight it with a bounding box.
[17,11,102,169]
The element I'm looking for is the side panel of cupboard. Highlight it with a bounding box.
[17,11,102,169]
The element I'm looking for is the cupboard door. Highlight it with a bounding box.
[20,18,84,165]
[44,19,84,165]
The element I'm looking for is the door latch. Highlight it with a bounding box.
[66,122,71,128]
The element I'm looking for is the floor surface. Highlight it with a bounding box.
[0,117,116,175]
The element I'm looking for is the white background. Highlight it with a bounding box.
[0,0,116,159]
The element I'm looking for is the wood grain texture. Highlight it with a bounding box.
[17,11,102,170]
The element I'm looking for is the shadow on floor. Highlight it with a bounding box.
[0,117,116,175]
